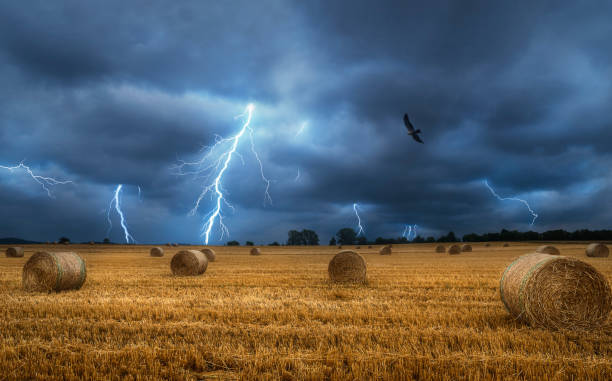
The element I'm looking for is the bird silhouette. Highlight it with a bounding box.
[403,114,423,143]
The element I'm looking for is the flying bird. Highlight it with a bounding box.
[403,114,423,143]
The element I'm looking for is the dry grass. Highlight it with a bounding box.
[0,242,611,380]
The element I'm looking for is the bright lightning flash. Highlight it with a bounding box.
[175,104,271,244]
[402,224,418,241]
[484,180,538,225]
[353,203,365,236]
[107,184,136,244]
[0,161,72,197]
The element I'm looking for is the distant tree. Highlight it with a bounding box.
[227,240,240,246]
[413,235,425,243]
[301,229,320,246]
[357,235,368,245]
[245,241,254,246]
[336,228,357,245]
[329,237,337,246]
[103,238,110,244]
[268,241,280,246]
[287,230,303,246]
[426,236,435,243]
[58,236,70,244]
[437,231,457,243]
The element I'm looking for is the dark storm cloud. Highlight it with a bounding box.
[0,1,611,243]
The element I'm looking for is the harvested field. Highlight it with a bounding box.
[0,242,611,380]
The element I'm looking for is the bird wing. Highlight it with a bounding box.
[403,114,415,132]
[412,133,424,144]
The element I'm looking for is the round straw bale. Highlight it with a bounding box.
[22,252,86,292]
[171,250,208,276]
[485,243,491,247]
[337,245,342,249]
[63,241,70,245]
[447,244,461,255]
[586,243,609,258]
[368,245,372,249]
[89,241,95,245]
[435,245,445,253]
[250,247,261,256]
[328,250,366,283]
[500,253,612,330]
[201,248,216,262]
[150,247,164,257]
[503,243,510,247]
[461,244,472,252]
[379,245,392,255]
[355,246,360,249]
[6,247,24,258]
[536,245,560,255]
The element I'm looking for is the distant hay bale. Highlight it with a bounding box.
[379,245,392,255]
[201,248,216,262]
[6,247,24,258]
[250,247,261,256]
[435,245,445,253]
[485,243,491,247]
[586,243,609,258]
[170,250,208,276]
[63,242,70,245]
[461,244,472,252]
[368,245,372,249]
[166,243,171,247]
[503,243,510,247]
[447,244,461,255]
[22,251,87,292]
[89,241,95,245]
[355,246,360,249]
[328,250,367,283]
[150,247,164,257]
[338,245,342,249]
[536,245,560,255]
[500,253,612,330]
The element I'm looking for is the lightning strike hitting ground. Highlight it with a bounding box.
[107,184,136,244]
[175,104,272,244]
[353,203,365,236]
[294,168,300,182]
[484,180,538,225]
[0,161,72,198]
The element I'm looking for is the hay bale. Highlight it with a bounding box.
[447,244,461,255]
[201,248,216,262]
[6,247,24,258]
[536,245,560,255]
[461,244,472,252]
[89,241,95,245]
[503,243,510,247]
[166,243,172,247]
[62,242,70,245]
[355,246,360,249]
[368,245,372,249]
[328,250,367,283]
[170,250,208,276]
[379,245,392,255]
[150,247,164,257]
[250,247,261,256]
[485,243,491,247]
[586,243,609,258]
[435,245,445,253]
[22,252,87,292]
[500,252,612,330]
[338,245,342,249]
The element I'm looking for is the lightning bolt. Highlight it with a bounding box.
[107,184,136,244]
[138,186,143,202]
[353,203,365,236]
[402,224,418,241]
[295,168,300,182]
[175,103,271,244]
[0,161,72,198]
[484,179,538,225]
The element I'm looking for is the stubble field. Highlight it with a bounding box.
[0,243,611,380]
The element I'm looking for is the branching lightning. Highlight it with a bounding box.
[0,161,72,197]
[402,224,418,241]
[174,104,272,244]
[353,203,365,236]
[484,179,538,225]
[107,184,136,243]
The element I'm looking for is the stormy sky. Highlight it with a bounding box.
[0,1,611,244]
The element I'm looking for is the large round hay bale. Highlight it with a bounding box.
[461,244,472,252]
[201,248,216,262]
[6,247,24,258]
[435,245,445,253]
[500,253,612,330]
[536,245,560,255]
[170,250,208,276]
[503,243,510,247]
[328,250,366,283]
[447,244,461,255]
[586,243,609,258]
[379,245,392,255]
[250,247,261,256]
[150,247,164,257]
[22,252,86,292]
